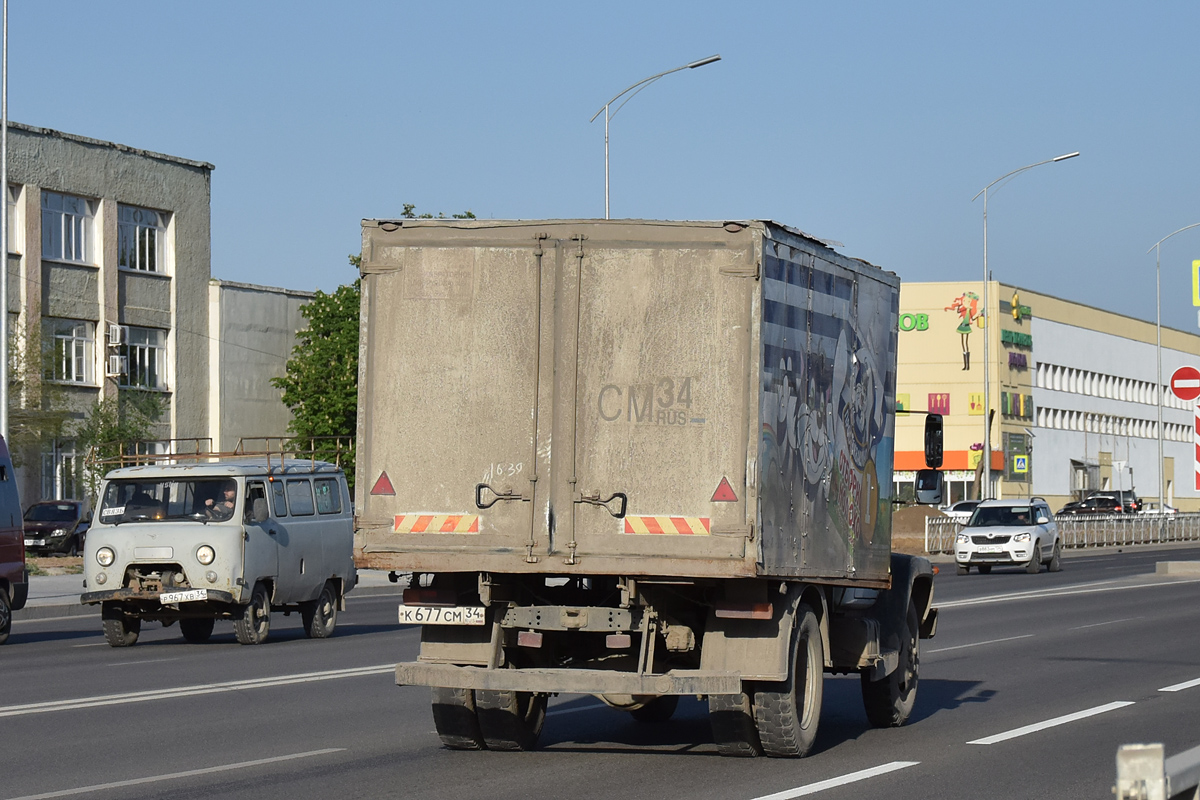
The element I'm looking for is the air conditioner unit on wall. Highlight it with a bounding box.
[107,323,127,346]
[106,355,128,377]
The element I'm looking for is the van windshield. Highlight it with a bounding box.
[98,478,240,524]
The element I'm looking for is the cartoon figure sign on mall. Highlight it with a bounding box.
[944,292,980,371]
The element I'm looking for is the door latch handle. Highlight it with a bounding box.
[475,483,530,509]
[576,491,628,519]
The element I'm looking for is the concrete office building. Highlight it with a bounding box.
[894,281,1200,512]
[6,123,311,505]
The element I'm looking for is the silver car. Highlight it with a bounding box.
[81,459,356,647]
[954,499,1062,575]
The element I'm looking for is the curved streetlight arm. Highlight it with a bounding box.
[590,55,721,123]
[1146,222,1200,255]
[971,152,1081,202]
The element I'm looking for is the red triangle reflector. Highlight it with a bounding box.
[711,477,738,502]
[370,471,396,496]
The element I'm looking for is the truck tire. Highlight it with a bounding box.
[752,603,823,757]
[1026,541,1042,574]
[629,695,678,723]
[475,689,547,751]
[0,588,11,645]
[234,583,271,645]
[708,690,763,757]
[431,687,486,750]
[1048,541,1062,572]
[301,582,338,639]
[861,600,919,727]
[101,602,140,647]
[179,617,214,643]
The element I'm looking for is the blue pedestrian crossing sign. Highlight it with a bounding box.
[1013,455,1028,474]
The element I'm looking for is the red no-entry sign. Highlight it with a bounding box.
[1171,366,1200,402]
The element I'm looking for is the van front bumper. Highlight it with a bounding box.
[81,588,236,606]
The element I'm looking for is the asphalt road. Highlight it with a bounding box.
[3,546,1200,800]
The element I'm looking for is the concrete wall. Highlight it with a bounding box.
[207,280,313,452]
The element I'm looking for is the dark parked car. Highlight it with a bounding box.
[1057,496,1123,515]
[1087,490,1141,513]
[23,500,90,556]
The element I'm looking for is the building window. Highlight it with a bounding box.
[41,440,84,500]
[7,184,22,254]
[41,190,96,264]
[118,205,167,273]
[121,326,167,389]
[44,319,95,384]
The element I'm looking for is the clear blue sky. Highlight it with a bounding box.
[13,1,1200,331]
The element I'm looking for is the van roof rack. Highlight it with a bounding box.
[86,436,355,473]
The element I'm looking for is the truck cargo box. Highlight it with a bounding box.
[355,220,899,585]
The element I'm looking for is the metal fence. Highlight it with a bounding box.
[924,513,1200,555]
[1115,742,1200,800]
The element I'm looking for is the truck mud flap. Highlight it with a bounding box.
[919,607,938,639]
[396,663,743,696]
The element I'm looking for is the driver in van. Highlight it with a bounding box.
[205,480,237,521]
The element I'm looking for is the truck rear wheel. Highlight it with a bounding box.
[752,603,823,757]
[301,582,338,639]
[475,689,547,751]
[861,600,919,727]
[101,602,140,647]
[431,687,486,750]
[0,588,11,645]
[708,690,763,756]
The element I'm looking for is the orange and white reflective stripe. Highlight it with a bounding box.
[623,516,711,535]
[393,514,480,533]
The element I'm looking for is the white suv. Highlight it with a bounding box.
[955,498,1062,575]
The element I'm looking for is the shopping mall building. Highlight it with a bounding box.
[894,282,1200,512]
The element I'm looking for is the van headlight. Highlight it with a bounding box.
[196,545,216,565]
[96,547,116,567]
[1013,532,1031,543]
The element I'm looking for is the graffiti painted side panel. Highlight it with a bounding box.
[758,236,897,581]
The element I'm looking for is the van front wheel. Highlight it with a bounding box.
[234,584,271,645]
[101,602,140,647]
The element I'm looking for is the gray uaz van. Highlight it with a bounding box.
[81,458,356,647]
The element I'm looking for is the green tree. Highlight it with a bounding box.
[74,391,167,500]
[271,268,361,489]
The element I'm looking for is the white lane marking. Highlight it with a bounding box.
[927,634,1033,653]
[106,658,181,667]
[547,702,605,718]
[3,747,345,800]
[1070,617,1141,630]
[14,614,99,625]
[0,665,395,718]
[70,643,105,648]
[939,577,1200,609]
[1160,677,1200,692]
[967,701,1134,745]
[748,761,920,800]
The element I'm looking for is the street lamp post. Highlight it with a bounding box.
[971,151,1079,500]
[590,54,721,220]
[1147,222,1200,515]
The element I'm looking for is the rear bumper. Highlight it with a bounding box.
[396,662,743,696]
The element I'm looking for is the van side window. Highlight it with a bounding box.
[245,481,267,523]
[270,480,288,517]
[314,478,342,515]
[286,479,315,516]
